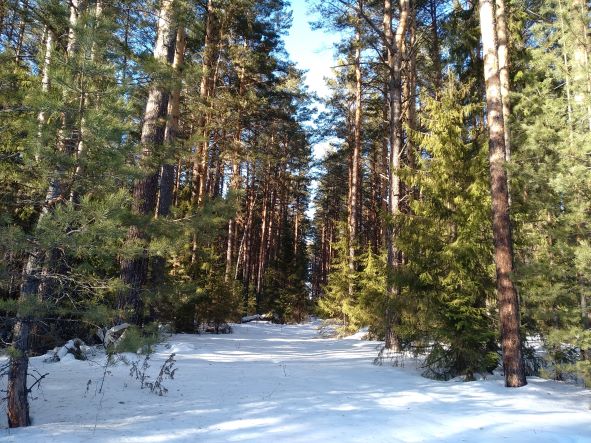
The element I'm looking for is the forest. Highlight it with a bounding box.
[0,0,590,434]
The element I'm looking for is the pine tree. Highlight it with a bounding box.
[478,0,527,387]
[404,78,497,380]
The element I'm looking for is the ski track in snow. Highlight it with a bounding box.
[0,322,590,442]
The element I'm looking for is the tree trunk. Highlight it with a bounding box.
[348,15,362,298]
[35,28,52,160]
[7,318,30,428]
[383,0,409,351]
[225,158,240,282]
[195,0,218,206]
[158,25,186,217]
[256,167,271,298]
[478,0,527,388]
[495,0,511,162]
[404,8,417,172]
[119,0,177,324]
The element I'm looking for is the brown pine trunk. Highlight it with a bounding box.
[404,9,417,171]
[7,318,30,428]
[256,168,271,298]
[195,0,218,206]
[348,17,363,298]
[119,0,177,324]
[225,158,241,282]
[495,0,511,161]
[236,167,256,313]
[380,88,389,246]
[370,138,380,252]
[478,0,527,388]
[383,0,409,351]
[225,45,247,282]
[158,25,186,218]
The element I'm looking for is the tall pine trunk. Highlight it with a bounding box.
[119,0,177,325]
[383,0,409,351]
[495,0,511,161]
[348,15,362,298]
[158,25,186,218]
[194,0,218,206]
[478,0,527,388]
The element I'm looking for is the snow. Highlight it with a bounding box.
[1,321,590,442]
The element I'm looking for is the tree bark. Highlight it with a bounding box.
[478,0,527,388]
[383,0,409,351]
[495,0,511,162]
[195,0,218,206]
[158,25,186,218]
[256,178,270,299]
[404,8,417,172]
[348,13,362,298]
[225,157,240,282]
[119,0,177,324]
[7,318,30,427]
[35,28,52,155]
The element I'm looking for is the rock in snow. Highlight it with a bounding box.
[1,322,590,442]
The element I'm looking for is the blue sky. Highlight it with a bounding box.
[283,1,340,217]
[284,0,338,166]
[283,0,337,100]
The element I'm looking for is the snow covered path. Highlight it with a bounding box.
[1,322,590,442]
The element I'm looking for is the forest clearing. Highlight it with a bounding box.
[1,321,590,442]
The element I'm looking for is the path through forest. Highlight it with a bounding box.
[1,322,590,442]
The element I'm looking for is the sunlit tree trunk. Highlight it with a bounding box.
[348,12,362,298]
[404,7,417,171]
[119,0,177,325]
[478,0,527,388]
[158,25,186,217]
[35,27,53,162]
[495,0,511,161]
[194,0,218,206]
[384,0,409,351]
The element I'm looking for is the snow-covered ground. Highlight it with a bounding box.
[1,322,590,442]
